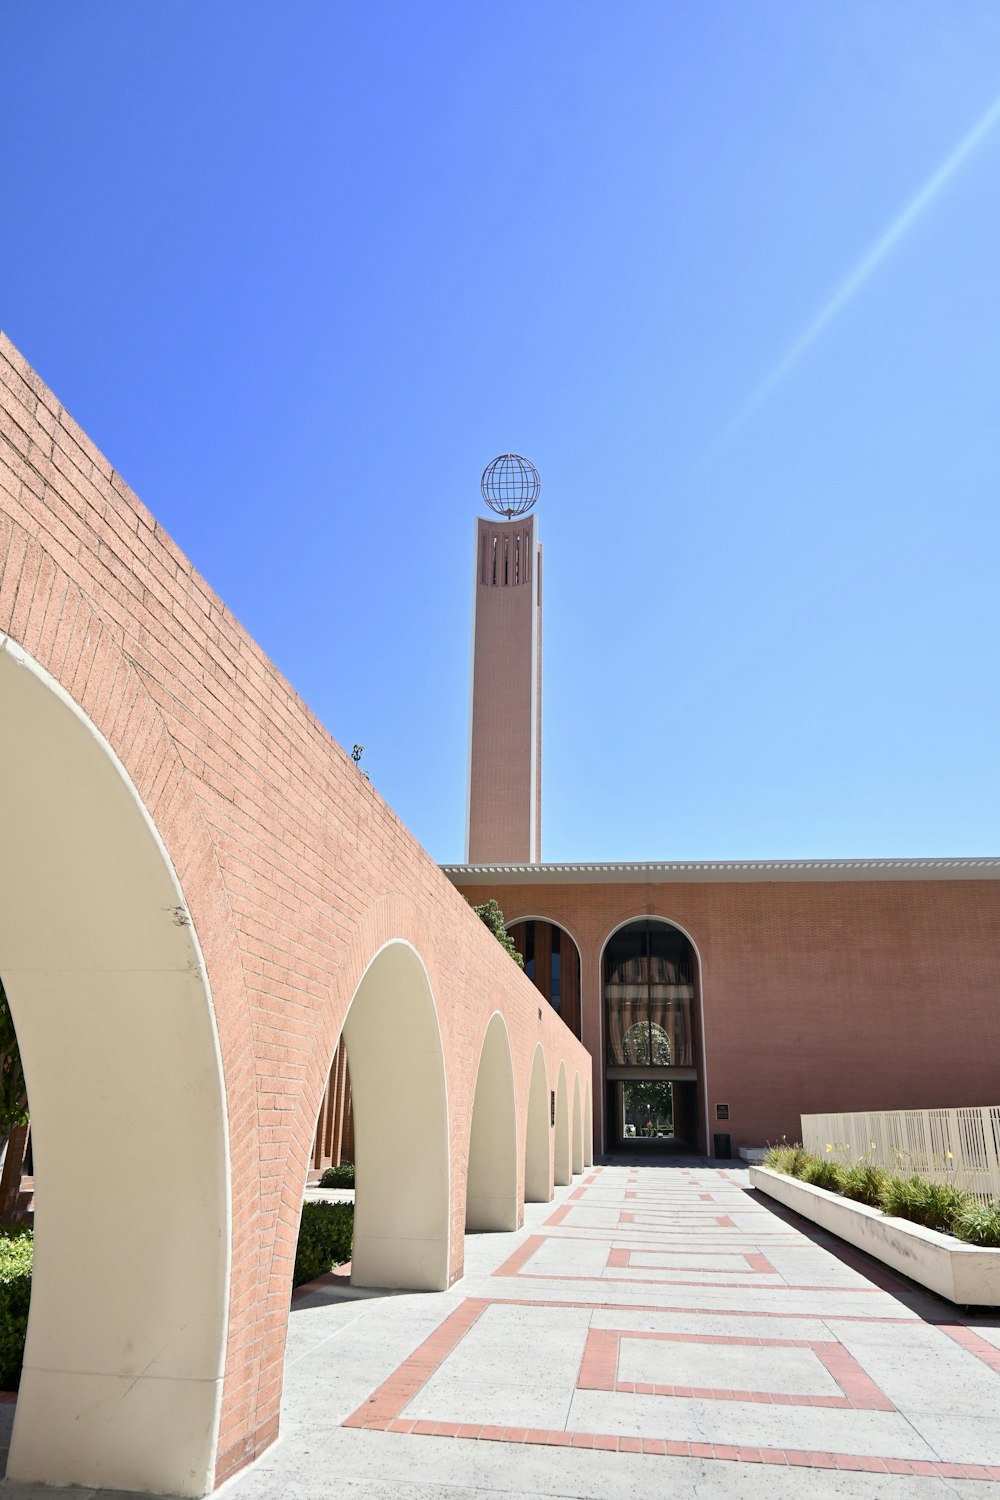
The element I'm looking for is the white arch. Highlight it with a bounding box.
[466,1012,518,1232]
[524,1044,552,1202]
[0,639,230,1497]
[554,1061,571,1187]
[584,1076,594,1167]
[341,939,450,1290]
[597,913,709,1155]
[572,1072,584,1175]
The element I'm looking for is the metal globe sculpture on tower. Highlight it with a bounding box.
[481,454,540,518]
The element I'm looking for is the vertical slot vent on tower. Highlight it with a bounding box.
[503,534,509,585]
[514,533,520,585]
[491,535,497,586]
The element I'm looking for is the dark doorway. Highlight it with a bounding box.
[602,919,703,1152]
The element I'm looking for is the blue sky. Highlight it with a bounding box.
[4,3,1000,862]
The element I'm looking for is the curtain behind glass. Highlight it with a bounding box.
[605,922,695,1067]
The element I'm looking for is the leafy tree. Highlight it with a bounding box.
[470,899,524,968]
[626,1078,673,1116]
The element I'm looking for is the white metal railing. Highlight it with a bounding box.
[801,1107,1000,1206]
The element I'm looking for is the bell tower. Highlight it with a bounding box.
[466,455,542,864]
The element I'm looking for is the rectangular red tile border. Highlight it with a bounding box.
[343,1298,489,1430]
[342,1292,995,1486]
[543,1203,573,1227]
[577,1328,895,1411]
[483,1291,915,1324]
[936,1321,1000,1377]
[613,1245,779,1277]
[493,1235,546,1278]
[365,1417,1000,1482]
[493,1232,876,1292]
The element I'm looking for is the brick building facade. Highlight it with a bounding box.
[450,468,1000,1160]
[445,859,1000,1156]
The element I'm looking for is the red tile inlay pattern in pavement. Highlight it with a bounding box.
[577,1328,895,1410]
[494,1231,874,1291]
[342,1164,1000,1482]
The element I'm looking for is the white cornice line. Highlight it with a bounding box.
[441,857,1000,884]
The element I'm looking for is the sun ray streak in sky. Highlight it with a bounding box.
[729,92,1000,434]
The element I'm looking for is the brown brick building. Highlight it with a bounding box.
[444,858,1000,1156]
[450,461,1000,1158]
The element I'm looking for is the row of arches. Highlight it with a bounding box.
[0,640,592,1494]
[342,947,592,1283]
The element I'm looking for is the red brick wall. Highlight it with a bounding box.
[453,876,1000,1155]
[0,336,590,1488]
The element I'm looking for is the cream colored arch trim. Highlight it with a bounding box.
[0,637,231,1498]
[341,938,451,1290]
[554,1060,571,1187]
[524,1043,552,1203]
[466,1011,519,1231]
[583,1077,594,1168]
[571,1072,584,1175]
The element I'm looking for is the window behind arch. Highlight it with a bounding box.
[507,919,581,1040]
[604,920,695,1067]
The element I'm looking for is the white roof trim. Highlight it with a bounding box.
[441,857,1000,885]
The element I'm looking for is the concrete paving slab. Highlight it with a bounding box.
[616,1336,844,1395]
[9,1158,1000,1499]
[566,1388,940,1457]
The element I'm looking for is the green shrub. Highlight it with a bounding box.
[949,1201,1000,1248]
[840,1162,889,1207]
[294,1201,354,1288]
[799,1156,845,1192]
[765,1140,1000,1246]
[879,1175,971,1232]
[319,1162,355,1189]
[765,1142,810,1177]
[0,1228,32,1390]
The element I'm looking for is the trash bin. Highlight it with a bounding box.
[713,1132,732,1160]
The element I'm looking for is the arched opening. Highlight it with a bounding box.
[554,1062,571,1187]
[571,1073,584,1175]
[524,1045,551,1203]
[506,918,583,1040]
[583,1077,594,1167]
[0,974,31,1222]
[0,641,229,1497]
[602,917,704,1154]
[341,940,450,1290]
[466,1013,518,1232]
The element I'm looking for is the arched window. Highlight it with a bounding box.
[604,920,694,1068]
[507,919,582,1040]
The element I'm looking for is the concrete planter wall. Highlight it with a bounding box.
[749,1164,1000,1307]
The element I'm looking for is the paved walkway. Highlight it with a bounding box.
[4,1158,1000,1497]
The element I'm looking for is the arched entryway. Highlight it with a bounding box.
[466,1013,518,1232]
[340,940,450,1290]
[554,1062,571,1186]
[506,918,583,1039]
[524,1044,551,1202]
[571,1072,584,1175]
[583,1077,594,1167]
[602,917,704,1153]
[0,641,230,1497]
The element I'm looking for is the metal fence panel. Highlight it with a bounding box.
[801,1107,1000,1205]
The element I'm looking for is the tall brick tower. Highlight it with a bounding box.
[466,455,543,864]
